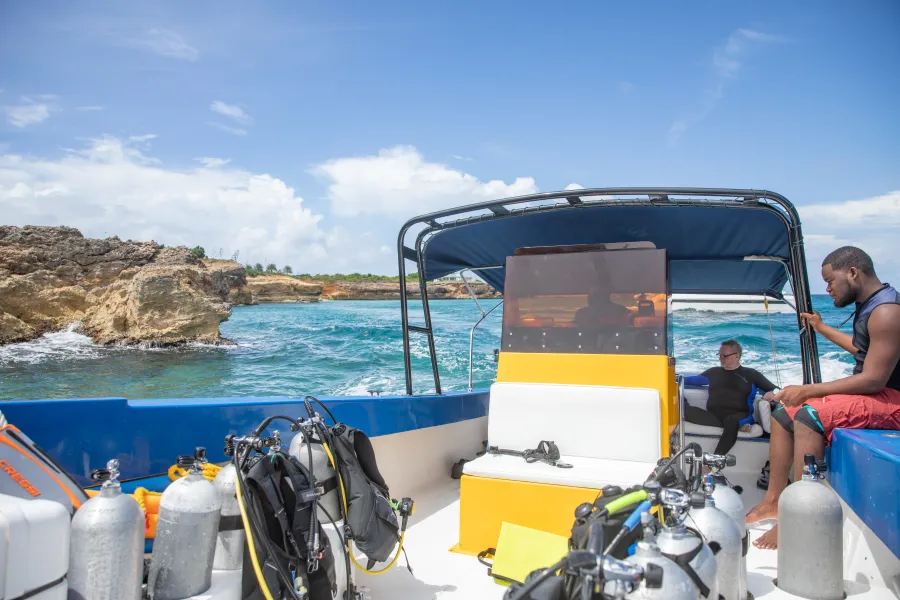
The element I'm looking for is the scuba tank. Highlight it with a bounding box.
[776,454,844,600]
[701,454,748,600]
[654,488,719,600]
[148,448,221,600]
[684,476,742,600]
[624,512,698,600]
[68,459,144,600]
[212,463,243,571]
[289,430,342,523]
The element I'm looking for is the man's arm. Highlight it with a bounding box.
[803,310,858,354]
[683,369,712,387]
[780,305,900,405]
[748,369,778,393]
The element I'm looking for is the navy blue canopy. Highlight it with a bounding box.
[422,204,792,295]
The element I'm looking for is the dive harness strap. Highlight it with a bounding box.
[661,535,723,600]
[487,440,573,468]
[476,548,523,586]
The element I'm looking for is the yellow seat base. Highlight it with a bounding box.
[454,474,600,556]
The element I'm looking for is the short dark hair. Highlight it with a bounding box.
[721,339,742,357]
[822,246,875,276]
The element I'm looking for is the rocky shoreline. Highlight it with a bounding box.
[0,226,499,346]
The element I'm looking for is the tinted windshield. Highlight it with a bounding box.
[501,248,669,354]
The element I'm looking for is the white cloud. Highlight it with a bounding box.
[210,101,252,124]
[311,145,538,217]
[798,191,900,291]
[564,183,585,191]
[128,29,198,61]
[669,28,782,145]
[451,155,473,161]
[197,157,231,168]
[129,134,157,143]
[4,96,56,128]
[76,106,105,112]
[208,122,248,136]
[0,136,340,273]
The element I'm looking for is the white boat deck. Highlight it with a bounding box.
[355,472,898,600]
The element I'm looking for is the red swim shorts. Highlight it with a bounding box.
[774,387,900,443]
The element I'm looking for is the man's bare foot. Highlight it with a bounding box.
[753,525,778,549]
[746,500,777,524]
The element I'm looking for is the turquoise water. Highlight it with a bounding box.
[0,296,855,400]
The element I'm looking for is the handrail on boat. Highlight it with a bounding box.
[467,300,503,392]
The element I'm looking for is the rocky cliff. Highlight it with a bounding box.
[316,281,499,301]
[0,226,501,346]
[0,226,234,345]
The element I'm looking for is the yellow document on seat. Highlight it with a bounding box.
[491,521,570,587]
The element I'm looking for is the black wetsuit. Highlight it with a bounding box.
[684,366,777,454]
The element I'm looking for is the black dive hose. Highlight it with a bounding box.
[318,502,354,599]
[508,555,571,600]
[304,395,338,425]
[252,415,301,437]
[649,442,700,486]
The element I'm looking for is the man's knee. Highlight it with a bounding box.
[771,406,794,433]
[794,405,826,437]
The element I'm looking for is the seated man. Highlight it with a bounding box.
[748,246,900,549]
[683,340,778,456]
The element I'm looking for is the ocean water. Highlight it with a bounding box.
[0,296,855,401]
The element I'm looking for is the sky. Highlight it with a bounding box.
[1,1,898,293]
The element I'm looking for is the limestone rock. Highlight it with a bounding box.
[0,226,237,346]
[0,311,37,344]
[245,275,322,303]
[204,259,253,305]
[83,265,232,344]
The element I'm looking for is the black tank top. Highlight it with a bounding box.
[851,283,900,390]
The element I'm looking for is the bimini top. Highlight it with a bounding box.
[399,188,810,298]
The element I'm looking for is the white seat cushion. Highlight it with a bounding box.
[463,453,657,489]
[488,382,662,463]
[683,422,764,439]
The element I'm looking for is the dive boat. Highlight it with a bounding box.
[2,188,898,600]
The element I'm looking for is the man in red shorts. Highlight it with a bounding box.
[747,246,900,549]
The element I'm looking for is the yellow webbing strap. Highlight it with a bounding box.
[167,462,222,482]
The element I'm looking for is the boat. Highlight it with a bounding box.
[2,188,898,599]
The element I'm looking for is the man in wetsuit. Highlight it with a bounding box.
[748,246,900,550]
[684,340,778,455]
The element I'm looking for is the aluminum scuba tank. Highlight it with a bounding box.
[148,448,221,600]
[685,476,742,600]
[776,454,844,600]
[654,488,719,600]
[212,463,243,571]
[290,431,342,523]
[68,459,144,600]
[625,512,699,600]
[707,471,748,600]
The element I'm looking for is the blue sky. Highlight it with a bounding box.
[1,1,898,292]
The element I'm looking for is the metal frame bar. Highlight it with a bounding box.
[397,188,820,396]
[468,300,503,392]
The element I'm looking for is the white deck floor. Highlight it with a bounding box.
[198,470,898,599]
[359,472,898,600]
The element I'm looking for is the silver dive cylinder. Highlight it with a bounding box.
[148,447,222,600]
[68,459,144,600]
[776,454,844,600]
[705,459,748,600]
[625,511,699,600]
[212,463,244,571]
[289,430,342,523]
[654,488,719,600]
[685,476,743,600]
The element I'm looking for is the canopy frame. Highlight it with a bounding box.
[396,188,821,396]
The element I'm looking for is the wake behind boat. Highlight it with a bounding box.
[2,188,898,600]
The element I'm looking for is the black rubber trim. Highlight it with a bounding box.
[15,575,65,600]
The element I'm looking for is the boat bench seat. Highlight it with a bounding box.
[456,382,662,553]
[681,384,765,440]
[463,381,663,486]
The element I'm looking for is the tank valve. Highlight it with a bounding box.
[802,453,827,480]
[89,458,121,487]
[176,447,207,474]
